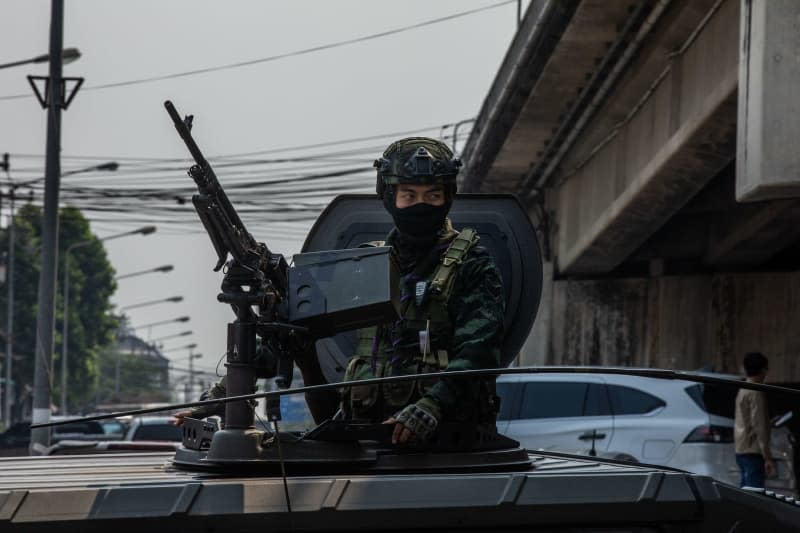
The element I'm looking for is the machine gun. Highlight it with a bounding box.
[165,100,287,312]
[165,101,298,428]
[164,100,400,437]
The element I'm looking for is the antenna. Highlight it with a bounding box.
[266,397,293,523]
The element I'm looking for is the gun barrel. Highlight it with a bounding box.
[164,100,208,168]
[164,99,275,266]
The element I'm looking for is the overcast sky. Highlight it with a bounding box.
[0,0,528,395]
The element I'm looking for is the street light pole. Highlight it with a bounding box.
[120,296,183,311]
[188,350,201,404]
[160,343,198,354]
[0,47,80,71]
[16,161,119,189]
[115,264,173,280]
[131,316,190,331]
[0,38,82,425]
[131,315,189,342]
[30,0,66,454]
[113,308,186,398]
[2,158,15,427]
[60,225,156,415]
[150,330,192,344]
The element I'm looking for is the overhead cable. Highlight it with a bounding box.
[0,1,514,101]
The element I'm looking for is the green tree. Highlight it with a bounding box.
[0,204,119,416]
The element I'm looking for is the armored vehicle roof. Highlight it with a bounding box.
[2,450,798,532]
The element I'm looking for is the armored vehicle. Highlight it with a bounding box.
[4,103,799,532]
[5,195,798,532]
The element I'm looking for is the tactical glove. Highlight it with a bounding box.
[394,402,439,442]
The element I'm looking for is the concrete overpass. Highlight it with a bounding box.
[461,0,800,381]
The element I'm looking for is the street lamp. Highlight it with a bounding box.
[63,161,119,177]
[60,225,156,414]
[131,315,190,342]
[160,343,198,354]
[120,296,183,311]
[150,330,192,344]
[115,264,173,281]
[132,316,190,330]
[187,351,202,403]
[0,47,81,70]
[11,160,120,192]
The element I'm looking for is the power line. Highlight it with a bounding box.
[6,124,470,165]
[1,130,472,198]
[0,1,514,101]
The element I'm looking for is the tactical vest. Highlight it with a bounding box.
[343,228,480,421]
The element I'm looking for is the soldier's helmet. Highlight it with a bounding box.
[373,137,462,200]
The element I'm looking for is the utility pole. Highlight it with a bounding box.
[2,154,15,428]
[30,0,66,454]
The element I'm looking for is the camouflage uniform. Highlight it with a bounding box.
[189,137,506,435]
[343,219,505,426]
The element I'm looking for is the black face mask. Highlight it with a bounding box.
[390,202,450,238]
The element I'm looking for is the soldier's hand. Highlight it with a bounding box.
[171,410,193,426]
[383,417,415,445]
[387,403,439,445]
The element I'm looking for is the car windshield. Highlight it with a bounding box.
[131,424,182,442]
[100,421,127,436]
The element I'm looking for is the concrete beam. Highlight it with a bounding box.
[705,200,800,267]
[557,0,721,176]
[459,0,581,192]
[737,0,800,201]
[460,0,627,192]
[556,0,739,274]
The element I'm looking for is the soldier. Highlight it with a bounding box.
[175,137,506,445]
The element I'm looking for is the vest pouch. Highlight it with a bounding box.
[382,361,419,413]
[415,360,444,397]
[343,357,379,419]
[421,349,449,370]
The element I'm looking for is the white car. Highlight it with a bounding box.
[495,372,789,487]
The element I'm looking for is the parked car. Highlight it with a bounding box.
[124,416,183,442]
[44,439,180,456]
[0,418,108,456]
[496,373,793,489]
[96,416,131,437]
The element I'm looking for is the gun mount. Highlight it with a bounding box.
[165,101,414,466]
